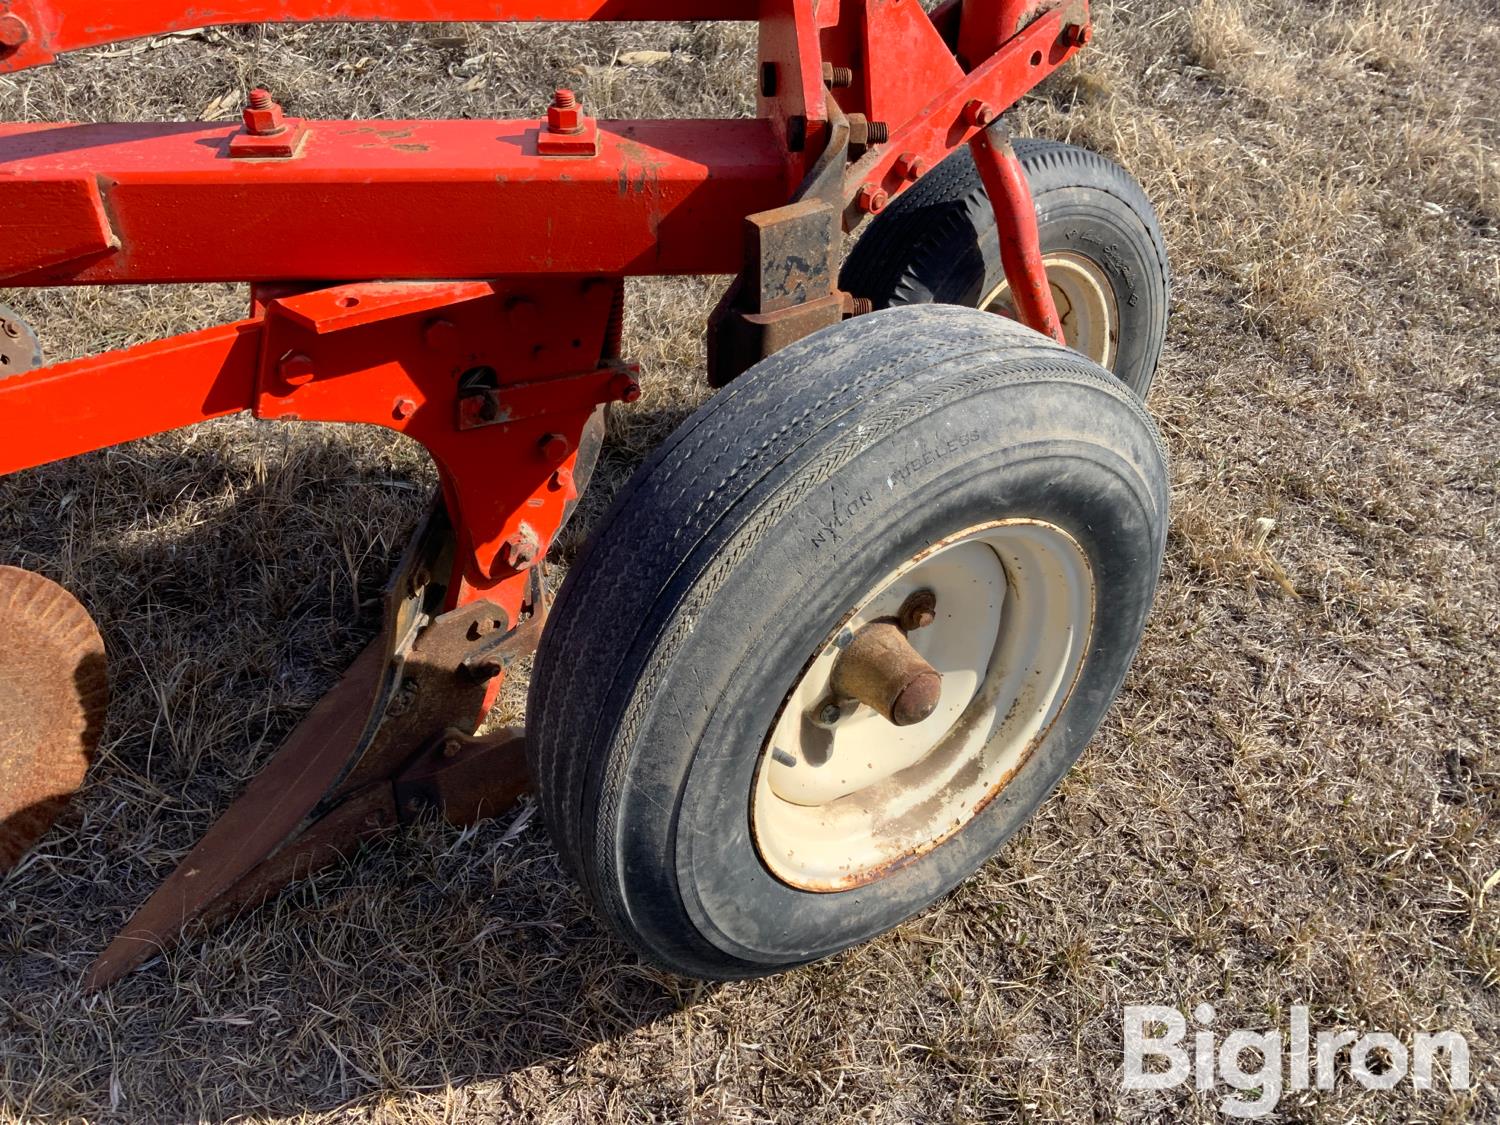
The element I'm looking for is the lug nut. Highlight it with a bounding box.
[856,184,890,214]
[898,589,938,632]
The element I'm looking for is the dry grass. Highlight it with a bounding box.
[2,1,1498,1120]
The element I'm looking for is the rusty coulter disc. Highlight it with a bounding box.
[0,565,107,870]
[0,302,42,376]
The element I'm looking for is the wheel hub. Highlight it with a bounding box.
[984,252,1119,369]
[752,519,1095,892]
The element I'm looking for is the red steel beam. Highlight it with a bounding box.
[0,119,791,284]
[0,322,259,476]
[0,0,761,73]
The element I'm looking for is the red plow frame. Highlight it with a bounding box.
[0,0,1087,986]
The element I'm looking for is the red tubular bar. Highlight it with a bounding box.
[968,122,1066,344]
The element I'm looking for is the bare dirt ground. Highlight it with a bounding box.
[2,1,1497,1120]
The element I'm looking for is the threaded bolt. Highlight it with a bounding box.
[822,63,854,88]
[553,88,577,109]
[850,297,874,316]
[866,121,890,144]
[248,88,272,110]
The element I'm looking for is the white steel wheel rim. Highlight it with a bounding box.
[751,519,1096,892]
[983,252,1119,369]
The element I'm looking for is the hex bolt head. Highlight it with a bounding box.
[393,397,417,421]
[856,184,890,214]
[893,152,927,181]
[422,318,458,350]
[819,702,843,725]
[0,14,30,49]
[499,523,542,571]
[612,372,642,403]
[1063,22,1093,47]
[242,88,287,136]
[962,100,996,128]
[547,88,584,134]
[277,352,316,388]
[539,432,571,461]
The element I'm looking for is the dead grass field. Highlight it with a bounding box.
[2,1,1498,1120]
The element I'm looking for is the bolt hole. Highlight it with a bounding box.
[0,355,8,365]
[572,338,582,348]
[337,295,360,308]
[760,62,778,97]
[1030,49,1043,66]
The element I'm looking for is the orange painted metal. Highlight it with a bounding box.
[0,0,1094,710]
[0,0,762,72]
[969,122,1067,344]
[0,0,1092,976]
[0,120,792,284]
[0,278,633,628]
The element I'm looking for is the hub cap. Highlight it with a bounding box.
[752,519,1095,891]
[984,252,1118,369]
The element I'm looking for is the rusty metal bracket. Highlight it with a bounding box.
[456,363,639,431]
[393,728,529,827]
[83,502,543,989]
[706,101,854,387]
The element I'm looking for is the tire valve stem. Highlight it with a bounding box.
[771,747,798,768]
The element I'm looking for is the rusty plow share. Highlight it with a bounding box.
[1,503,552,990]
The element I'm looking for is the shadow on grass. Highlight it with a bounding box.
[0,407,711,1120]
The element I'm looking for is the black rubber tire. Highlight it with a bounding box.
[840,138,1170,399]
[528,305,1169,980]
